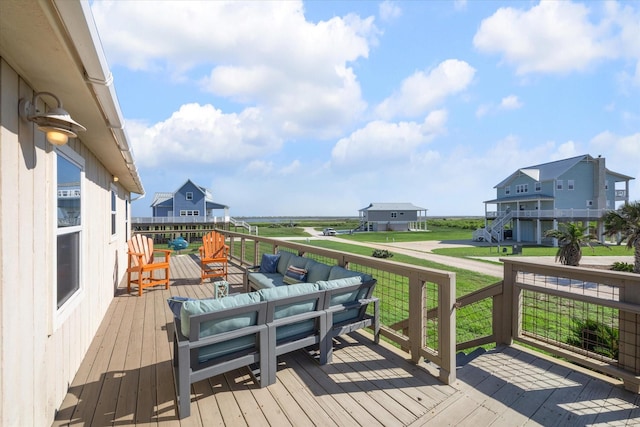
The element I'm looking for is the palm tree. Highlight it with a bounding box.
[544,222,597,266]
[602,201,640,273]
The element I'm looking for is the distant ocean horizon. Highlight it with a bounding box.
[236,216,358,223]
[235,215,481,223]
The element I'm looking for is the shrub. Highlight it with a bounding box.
[611,261,634,272]
[565,318,618,359]
[372,249,393,259]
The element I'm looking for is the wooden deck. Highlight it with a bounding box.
[53,254,640,426]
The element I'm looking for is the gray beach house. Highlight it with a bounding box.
[475,154,634,244]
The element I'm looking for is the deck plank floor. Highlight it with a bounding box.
[53,254,640,426]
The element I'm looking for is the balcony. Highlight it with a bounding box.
[52,232,640,425]
[486,208,613,220]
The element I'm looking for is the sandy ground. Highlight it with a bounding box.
[289,227,634,278]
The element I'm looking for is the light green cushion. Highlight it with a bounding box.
[276,251,294,275]
[328,266,373,282]
[305,259,333,283]
[287,255,309,269]
[258,282,321,340]
[316,277,363,305]
[180,292,262,338]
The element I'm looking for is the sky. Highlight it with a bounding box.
[90,0,640,218]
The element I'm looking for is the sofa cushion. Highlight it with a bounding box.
[276,251,295,275]
[287,255,309,269]
[258,282,321,341]
[259,253,280,274]
[283,265,307,284]
[180,292,262,338]
[316,277,363,305]
[305,259,333,284]
[257,282,319,305]
[328,266,373,282]
[248,272,286,289]
[167,296,197,318]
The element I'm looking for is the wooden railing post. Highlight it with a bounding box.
[439,274,456,384]
[408,275,424,364]
[497,260,515,345]
[619,279,640,393]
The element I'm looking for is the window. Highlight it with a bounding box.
[125,198,129,239]
[535,182,541,192]
[505,186,510,195]
[180,210,200,216]
[556,180,563,190]
[568,180,575,190]
[391,212,397,218]
[111,185,117,236]
[587,200,593,207]
[516,184,528,194]
[56,148,83,310]
[186,192,193,200]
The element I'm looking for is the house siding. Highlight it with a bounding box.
[0,59,130,426]
[173,181,205,216]
[555,162,594,209]
[366,210,419,222]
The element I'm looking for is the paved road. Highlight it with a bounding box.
[291,228,634,279]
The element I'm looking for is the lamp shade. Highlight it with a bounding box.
[19,92,86,146]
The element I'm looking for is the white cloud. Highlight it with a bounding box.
[473,1,612,75]
[476,95,522,117]
[375,60,475,119]
[128,103,281,168]
[500,95,523,110]
[331,110,447,166]
[379,1,402,22]
[93,0,375,138]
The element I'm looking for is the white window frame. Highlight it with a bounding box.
[568,180,575,190]
[52,145,86,332]
[586,200,593,207]
[186,192,193,200]
[556,180,563,190]
[391,212,397,218]
[505,186,510,195]
[110,184,117,239]
[535,182,541,192]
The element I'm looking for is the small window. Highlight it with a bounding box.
[556,180,563,190]
[516,184,528,194]
[391,212,397,218]
[535,182,541,192]
[586,200,593,207]
[111,186,117,236]
[505,186,510,195]
[186,192,193,200]
[568,180,575,190]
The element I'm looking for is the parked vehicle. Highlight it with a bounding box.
[323,228,337,236]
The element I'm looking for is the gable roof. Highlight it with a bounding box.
[150,180,229,209]
[494,154,589,188]
[359,202,427,212]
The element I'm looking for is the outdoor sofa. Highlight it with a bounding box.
[171,253,379,418]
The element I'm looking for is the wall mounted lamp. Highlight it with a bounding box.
[19,91,86,146]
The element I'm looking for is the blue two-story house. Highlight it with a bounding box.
[475,154,634,245]
[150,179,229,219]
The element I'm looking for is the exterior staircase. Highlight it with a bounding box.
[473,211,513,242]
